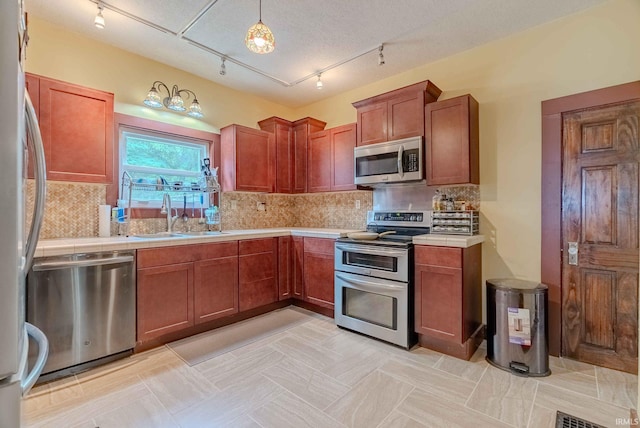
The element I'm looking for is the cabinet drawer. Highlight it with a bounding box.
[239,237,277,255]
[415,246,462,268]
[137,245,198,268]
[303,237,334,255]
[201,241,238,259]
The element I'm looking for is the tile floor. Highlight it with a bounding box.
[24,310,638,428]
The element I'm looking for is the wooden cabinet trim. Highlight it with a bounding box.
[352,80,442,108]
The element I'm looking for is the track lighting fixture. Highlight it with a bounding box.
[219,58,227,76]
[94,3,105,29]
[378,45,385,66]
[143,81,203,119]
[316,74,323,90]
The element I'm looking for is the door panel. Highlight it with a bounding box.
[562,101,639,373]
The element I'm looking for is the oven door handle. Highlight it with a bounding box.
[335,245,407,258]
[336,273,405,291]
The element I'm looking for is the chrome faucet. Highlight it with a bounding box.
[160,193,178,233]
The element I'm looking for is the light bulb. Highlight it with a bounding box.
[94,7,105,29]
[316,75,323,90]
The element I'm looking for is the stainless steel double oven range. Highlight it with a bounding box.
[334,211,431,349]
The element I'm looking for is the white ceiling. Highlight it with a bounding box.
[26,0,605,108]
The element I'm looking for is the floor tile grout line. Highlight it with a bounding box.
[463,363,487,408]
[373,385,417,428]
[525,380,540,428]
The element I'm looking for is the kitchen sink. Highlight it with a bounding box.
[131,233,185,239]
[177,231,228,236]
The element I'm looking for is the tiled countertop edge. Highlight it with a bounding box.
[412,234,485,248]
[35,228,359,257]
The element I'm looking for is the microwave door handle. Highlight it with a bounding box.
[397,145,404,177]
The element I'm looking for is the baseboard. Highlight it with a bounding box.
[418,324,484,360]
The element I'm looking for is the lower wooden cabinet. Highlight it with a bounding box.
[137,262,194,342]
[239,238,278,311]
[136,242,239,343]
[303,237,335,310]
[293,236,304,299]
[414,244,482,360]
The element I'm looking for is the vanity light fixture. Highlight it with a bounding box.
[378,44,385,66]
[94,2,105,29]
[316,74,323,90]
[245,0,275,54]
[143,81,203,118]
[219,58,227,76]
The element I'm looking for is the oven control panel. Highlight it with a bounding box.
[367,210,432,226]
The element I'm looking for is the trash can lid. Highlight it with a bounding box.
[486,278,548,292]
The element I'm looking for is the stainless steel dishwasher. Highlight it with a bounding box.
[27,251,136,382]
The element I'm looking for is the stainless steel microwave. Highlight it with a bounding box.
[353,136,423,185]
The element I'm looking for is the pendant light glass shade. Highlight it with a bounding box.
[187,99,204,118]
[167,94,186,111]
[246,0,275,54]
[143,86,163,108]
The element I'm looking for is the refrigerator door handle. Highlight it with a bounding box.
[24,92,47,275]
[21,323,48,396]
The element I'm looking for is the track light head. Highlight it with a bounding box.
[378,45,385,66]
[94,4,105,29]
[316,74,323,90]
[219,58,227,76]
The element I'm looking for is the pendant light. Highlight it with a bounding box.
[245,0,275,54]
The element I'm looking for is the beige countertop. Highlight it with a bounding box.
[36,229,486,257]
[35,228,360,257]
[413,234,485,248]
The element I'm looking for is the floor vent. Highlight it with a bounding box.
[556,411,606,428]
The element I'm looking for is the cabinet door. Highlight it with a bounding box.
[415,263,463,343]
[303,238,335,310]
[194,256,239,324]
[137,263,194,342]
[387,91,425,141]
[425,94,479,185]
[278,236,292,300]
[292,236,304,299]
[307,130,332,193]
[239,238,278,311]
[292,123,308,193]
[356,101,387,146]
[330,124,356,191]
[275,123,293,193]
[221,125,275,192]
[38,76,114,183]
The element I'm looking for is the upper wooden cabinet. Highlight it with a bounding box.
[258,116,326,194]
[352,80,441,146]
[26,73,114,184]
[425,94,479,186]
[308,123,356,193]
[220,124,275,192]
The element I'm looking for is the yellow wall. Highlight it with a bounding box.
[26,0,640,284]
[25,17,296,133]
[294,0,640,283]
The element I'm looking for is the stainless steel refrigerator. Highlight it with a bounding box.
[1,0,49,426]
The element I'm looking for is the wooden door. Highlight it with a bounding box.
[194,256,239,324]
[137,263,194,342]
[425,94,479,186]
[356,101,387,146]
[292,236,304,299]
[330,123,356,191]
[562,101,639,373]
[307,130,331,192]
[38,76,114,183]
[278,236,292,300]
[238,238,278,311]
[387,91,425,141]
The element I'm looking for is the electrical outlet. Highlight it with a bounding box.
[355,200,360,209]
[231,200,237,209]
[257,201,266,211]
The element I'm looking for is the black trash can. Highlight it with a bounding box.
[486,279,550,377]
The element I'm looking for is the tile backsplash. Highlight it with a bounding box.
[29,180,372,239]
